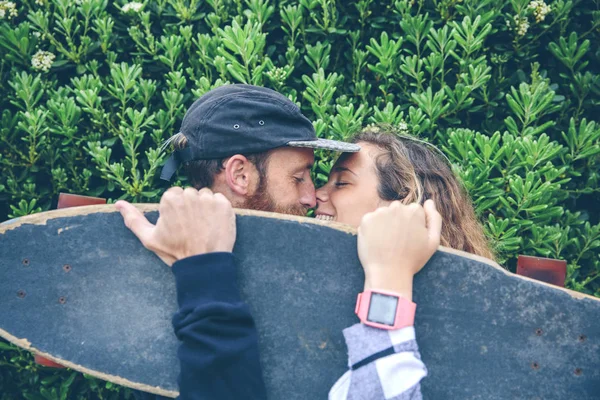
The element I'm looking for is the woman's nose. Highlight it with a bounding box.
[316,185,329,203]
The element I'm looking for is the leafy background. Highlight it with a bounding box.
[1,0,599,398]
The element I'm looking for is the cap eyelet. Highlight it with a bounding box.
[258,120,265,126]
[233,124,240,129]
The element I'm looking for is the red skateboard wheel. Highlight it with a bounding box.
[34,355,66,368]
[57,193,106,209]
[516,255,566,287]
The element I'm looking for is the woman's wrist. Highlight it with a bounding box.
[363,271,414,301]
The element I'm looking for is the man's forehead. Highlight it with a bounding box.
[270,147,314,166]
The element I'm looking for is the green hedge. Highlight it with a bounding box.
[1,0,599,397]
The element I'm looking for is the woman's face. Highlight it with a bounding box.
[315,142,391,227]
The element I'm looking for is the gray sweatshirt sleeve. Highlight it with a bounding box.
[329,324,427,400]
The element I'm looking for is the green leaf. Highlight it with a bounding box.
[0,341,16,351]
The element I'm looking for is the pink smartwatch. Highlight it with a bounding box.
[355,289,416,330]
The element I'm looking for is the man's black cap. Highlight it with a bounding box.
[160,84,360,181]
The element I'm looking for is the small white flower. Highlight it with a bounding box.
[32,31,41,38]
[518,20,529,36]
[528,0,551,23]
[397,121,410,134]
[35,0,45,5]
[511,15,530,36]
[31,50,56,72]
[122,2,144,13]
[0,1,18,20]
[518,22,529,36]
[266,67,287,82]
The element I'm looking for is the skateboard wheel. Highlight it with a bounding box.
[34,355,66,368]
[516,255,566,287]
[57,193,106,209]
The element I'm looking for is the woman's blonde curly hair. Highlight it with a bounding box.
[353,124,494,260]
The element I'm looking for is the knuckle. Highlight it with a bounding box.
[160,193,171,203]
[379,205,393,215]
[166,187,183,196]
[213,192,227,202]
[214,193,232,207]
[198,188,213,197]
[162,187,181,202]
[183,187,199,203]
[390,201,402,208]
[183,187,198,196]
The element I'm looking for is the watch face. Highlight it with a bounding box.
[367,293,398,326]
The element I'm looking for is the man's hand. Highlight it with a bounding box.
[115,187,236,267]
[358,200,442,299]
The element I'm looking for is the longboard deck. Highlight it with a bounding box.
[1,205,599,399]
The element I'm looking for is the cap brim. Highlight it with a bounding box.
[287,139,360,152]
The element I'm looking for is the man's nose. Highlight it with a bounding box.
[300,179,317,209]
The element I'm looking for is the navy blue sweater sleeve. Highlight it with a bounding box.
[171,252,267,400]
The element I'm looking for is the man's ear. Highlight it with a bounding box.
[223,155,257,196]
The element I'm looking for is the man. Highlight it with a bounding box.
[158,84,360,213]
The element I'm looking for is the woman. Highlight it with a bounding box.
[324,124,493,399]
[316,124,493,259]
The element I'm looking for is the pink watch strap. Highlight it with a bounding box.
[355,289,416,330]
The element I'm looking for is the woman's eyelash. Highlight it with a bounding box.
[294,177,305,183]
[334,182,348,187]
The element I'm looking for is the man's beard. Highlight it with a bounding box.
[244,177,307,216]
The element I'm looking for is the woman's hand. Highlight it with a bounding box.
[357,200,442,300]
